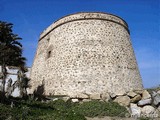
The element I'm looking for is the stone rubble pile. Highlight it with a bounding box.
[58,89,160,118]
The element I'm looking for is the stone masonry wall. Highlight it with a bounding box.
[30,12,143,97]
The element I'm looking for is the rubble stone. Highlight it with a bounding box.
[152,91,160,106]
[134,90,143,94]
[130,103,141,117]
[101,92,111,102]
[114,96,130,106]
[141,105,157,118]
[142,90,151,100]
[110,92,116,98]
[127,91,137,98]
[71,99,79,102]
[131,94,142,103]
[138,98,152,106]
[90,94,101,100]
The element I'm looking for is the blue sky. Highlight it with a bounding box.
[0,0,159,88]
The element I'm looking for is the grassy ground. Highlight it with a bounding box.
[0,99,128,120]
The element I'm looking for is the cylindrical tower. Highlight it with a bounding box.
[30,12,143,97]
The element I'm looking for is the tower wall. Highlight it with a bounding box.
[30,12,143,97]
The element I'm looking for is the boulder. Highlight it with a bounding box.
[69,92,89,99]
[62,96,70,102]
[138,98,152,106]
[158,106,160,111]
[157,90,160,94]
[131,94,142,103]
[134,90,143,94]
[110,92,116,98]
[71,99,79,102]
[130,103,141,117]
[142,90,151,100]
[114,96,130,107]
[52,98,59,101]
[141,105,157,118]
[109,90,126,98]
[127,91,137,98]
[82,99,91,102]
[151,91,160,106]
[155,109,160,118]
[77,93,89,99]
[115,89,126,96]
[101,92,111,102]
[90,93,101,100]
[157,106,160,117]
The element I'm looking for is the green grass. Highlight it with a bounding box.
[0,99,129,120]
[71,100,128,117]
[138,117,151,120]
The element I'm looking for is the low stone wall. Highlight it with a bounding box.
[50,89,160,119]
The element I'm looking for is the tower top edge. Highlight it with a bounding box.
[39,12,129,41]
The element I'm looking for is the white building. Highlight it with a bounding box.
[0,66,30,97]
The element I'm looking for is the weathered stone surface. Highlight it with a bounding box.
[127,91,137,98]
[130,103,141,117]
[90,94,101,100]
[138,98,152,106]
[141,105,156,117]
[30,12,143,97]
[114,96,130,106]
[130,94,142,103]
[110,92,117,98]
[142,90,151,100]
[134,90,143,95]
[52,98,59,101]
[71,99,79,102]
[115,90,126,96]
[157,90,160,94]
[69,92,88,99]
[62,96,70,102]
[157,106,160,117]
[82,99,91,102]
[77,93,89,99]
[158,106,160,111]
[155,109,160,118]
[101,93,111,102]
[152,91,160,106]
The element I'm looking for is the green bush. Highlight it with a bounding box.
[0,99,129,119]
[71,100,128,117]
[138,117,151,120]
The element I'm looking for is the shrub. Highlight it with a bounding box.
[71,100,128,117]
[0,99,129,119]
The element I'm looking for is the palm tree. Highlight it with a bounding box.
[0,21,26,97]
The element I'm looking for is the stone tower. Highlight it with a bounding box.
[30,12,143,97]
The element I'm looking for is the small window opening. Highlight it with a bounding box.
[47,38,50,42]
[47,51,51,58]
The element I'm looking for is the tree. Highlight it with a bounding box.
[0,21,26,97]
[17,69,30,98]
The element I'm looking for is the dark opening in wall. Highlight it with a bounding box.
[47,51,51,58]
[47,37,50,42]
